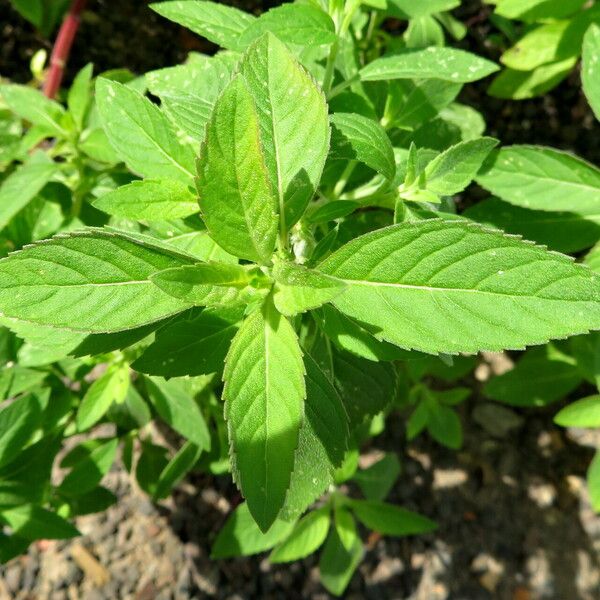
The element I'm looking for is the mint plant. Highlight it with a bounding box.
[1,0,600,595]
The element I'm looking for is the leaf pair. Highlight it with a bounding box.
[197,33,330,263]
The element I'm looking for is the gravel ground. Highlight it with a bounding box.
[1,394,600,600]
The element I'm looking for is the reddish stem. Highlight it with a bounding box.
[43,0,87,99]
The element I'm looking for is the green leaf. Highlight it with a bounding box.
[238,4,336,48]
[315,305,412,362]
[151,1,255,50]
[587,243,600,273]
[360,48,499,83]
[145,56,234,142]
[1,505,79,540]
[334,506,356,552]
[93,179,198,221]
[145,377,211,449]
[464,197,600,254]
[224,298,306,531]
[477,146,600,214]
[319,221,600,354]
[68,486,117,517]
[350,500,437,536]
[197,76,278,264]
[58,438,118,496]
[151,262,268,308]
[95,78,196,184]
[135,442,169,496]
[0,152,57,232]
[484,346,582,407]
[79,128,120,164]
[270,506,330,563]
[239,33,330,228]
[555,395,600,428]
[387,0,459,18]
[76,364,130,431]
[427,401,462,449]
[0,84,67,137]
[319,526,363,597]
[488,58,577,100]
[153,441,204,500]
[329,113,396,180]
[333,349,397,427]
[571,332,600,386]
[352,453,401,501]
[272,260,345,317]
[588,450,600,512]
[211,502,295,559]
[495,0,586,22]
[281,354,348,521]
[0,229,193,333]
[385,79,461,129]
[132,306,242,377]
[423,137,498,196]
[307,201,360,225]
[583,24,600,121]
[0,393,43,469]
[68,63,93,131]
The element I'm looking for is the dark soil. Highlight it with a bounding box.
[1,2,600,599]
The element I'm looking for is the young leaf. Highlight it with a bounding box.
[427,401,462,449]
[132,306,243,378]
[582,24,600,120]
[464,197,600,254]
[476,146,600,213]
[270,506,330,563]
[484,346,582,407]
[224,298,306,531]
[387,0,459,18]
[68,63,93,131]
[423,137,498,196]
[555,395,600,428]
[360,48,499,83]
[197,76,278,264]
[211,503,295,559]
[352,453,401,501]
[239,33,330,228]
[588,451,600,512]
[95,78,196,184]
[0,229,193,332]
[307,201,360,225]
[93,179,198,221]
[145,377,211,450]
[0,505,79,540]
[319,526,363,597]
[76,364,130,431]
[272,260,345,317]
[334,506,356,552]
[0,84,67,137]
[280,354,349,521]
[329,113,396,181]
[350,500,437,536]
[153,441,204,500]
[494,0,586,21]
[151,263,268,308]
[58,438,118,496]
[0,151,57,231]
[319,221,600,354]
[238,4,336,48]
[0,393,43,469]
[150,1,255,50]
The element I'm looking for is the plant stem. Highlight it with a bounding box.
[43,0,87,99]
[322,38,340,95]
[333,161,357,198]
